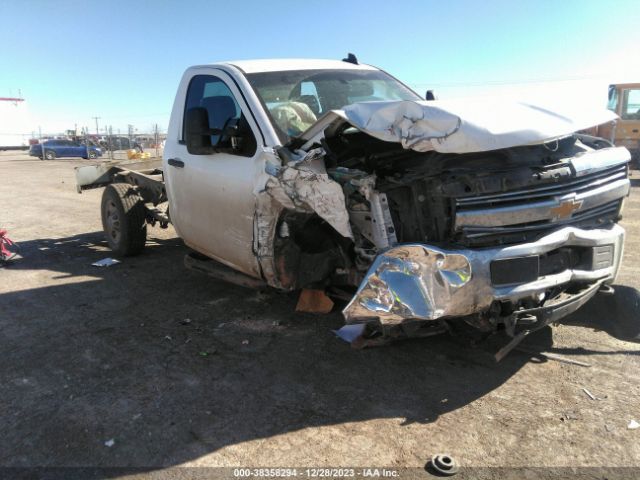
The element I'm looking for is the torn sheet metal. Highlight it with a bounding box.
[296,99,618,154]
[263,148,353,239]
[343,245,472,324]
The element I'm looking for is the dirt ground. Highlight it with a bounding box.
[1,151,639,479]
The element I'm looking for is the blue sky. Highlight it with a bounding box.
[1,0,639,135]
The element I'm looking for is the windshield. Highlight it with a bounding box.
[246,69,421,143]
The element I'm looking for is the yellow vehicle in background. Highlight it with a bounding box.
[593,83,640,165]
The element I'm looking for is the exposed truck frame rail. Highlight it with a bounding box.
[76,159,169,225]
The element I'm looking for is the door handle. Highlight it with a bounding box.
[168,158,184,168]
[632,129,639,133]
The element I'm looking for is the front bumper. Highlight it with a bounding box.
[343,224,625,325]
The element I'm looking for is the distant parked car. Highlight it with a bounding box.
[99,136,142,152]
[29,140,102,160]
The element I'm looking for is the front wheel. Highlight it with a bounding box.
[101,183,147,256]
[88,151,98,159]
[44,150,56,160]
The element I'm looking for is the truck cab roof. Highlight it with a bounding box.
[197,58,379,74]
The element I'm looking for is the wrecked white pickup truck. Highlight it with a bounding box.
[77,57,631,350]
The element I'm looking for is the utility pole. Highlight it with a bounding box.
[154,124,159,159]
[108,126,113,160]
[85,125,90,159]
[39,126,44,160]
[92,116,100,136]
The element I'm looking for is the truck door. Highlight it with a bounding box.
[164,71,262,277]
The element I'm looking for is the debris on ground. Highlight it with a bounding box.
[628,420,640,430]
[561,410,580,422]
[333,324,366,343]
[104,439,115,447]
[295,289,334,313]
[334,321,447,349]
[164,335,172,341]
[582,388,597,400]
[91,257,121,267]
[0,229,18,263]
[428,453,459,476]
[241,339,250,345]
[180,318,192,325]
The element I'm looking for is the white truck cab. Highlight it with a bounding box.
[163,59,419,278]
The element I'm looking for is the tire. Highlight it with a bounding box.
[88,151,98,159]
[44,150,56,160]
[101,183,147,256]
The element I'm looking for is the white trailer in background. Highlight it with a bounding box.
[0,97,30,150]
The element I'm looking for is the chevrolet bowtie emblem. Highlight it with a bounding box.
[550,198,583,220]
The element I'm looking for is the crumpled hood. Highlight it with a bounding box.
[294,99,618,154]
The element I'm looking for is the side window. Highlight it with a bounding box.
[621,89,640,120]
[183,74,256,156]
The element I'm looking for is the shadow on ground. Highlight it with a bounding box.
[561,285,640,343]
[1,232,639,477]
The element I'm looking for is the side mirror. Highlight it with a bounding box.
[185,107,215,155]
[425,90,435,101]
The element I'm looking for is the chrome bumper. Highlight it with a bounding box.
[343,225,625,324]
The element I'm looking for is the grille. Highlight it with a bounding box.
[455,163,628,246]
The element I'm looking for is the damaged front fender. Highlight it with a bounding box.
[263,148,353,239]
[254,147,353,289]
